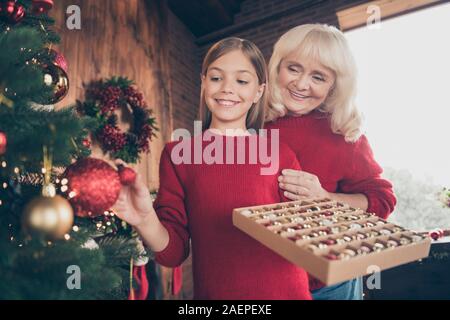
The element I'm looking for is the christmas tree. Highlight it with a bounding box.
[0,0,149,299]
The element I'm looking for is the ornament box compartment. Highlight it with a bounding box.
[232,198,431,286]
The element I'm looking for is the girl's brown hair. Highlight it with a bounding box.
[199,37,267,131]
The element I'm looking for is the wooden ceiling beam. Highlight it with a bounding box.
[168,0,244,37]
[337,0,444,31]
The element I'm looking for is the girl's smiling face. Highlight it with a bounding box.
[277,52,335,116]
[202,50,265,131]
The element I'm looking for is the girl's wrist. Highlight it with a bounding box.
[134,211,155,232]
[133,213,170,253]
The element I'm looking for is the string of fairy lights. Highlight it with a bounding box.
[0,159,125,247]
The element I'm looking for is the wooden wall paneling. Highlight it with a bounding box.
[51,0,173,190]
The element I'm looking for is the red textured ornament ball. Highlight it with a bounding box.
[118,165,137,186]
[32,0,53,14]
[0,131,7,155]
[429,229,444,241]
[63,157,121,217]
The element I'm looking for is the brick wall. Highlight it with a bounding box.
[167,10,201,133]
[199,0,367,61]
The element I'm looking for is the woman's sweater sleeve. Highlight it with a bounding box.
[153,144,190,267]
[339,135,397,219]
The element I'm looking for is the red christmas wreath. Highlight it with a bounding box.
[77,77,158,163]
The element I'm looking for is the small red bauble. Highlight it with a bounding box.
[82,138,91,148]
[0,131,7,155]
[32,0,53,14]
[3,1,16,13]
[1,0,25,24]
[429,229,444,241]
[63,157,121,217]
[118,165,137,186]
[324,253,338,260]
[324,239,336,246]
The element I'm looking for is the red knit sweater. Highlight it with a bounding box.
[265,111,397,290]
[153,132,312,300]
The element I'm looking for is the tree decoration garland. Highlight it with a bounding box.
[77,77,158,164]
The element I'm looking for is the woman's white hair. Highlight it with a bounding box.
[266,24,363,143]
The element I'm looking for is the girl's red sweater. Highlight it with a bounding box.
[154,133,312,300]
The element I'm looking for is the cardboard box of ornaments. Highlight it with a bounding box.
[232,198,431,286]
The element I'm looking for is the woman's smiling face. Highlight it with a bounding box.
[277,52,336,116]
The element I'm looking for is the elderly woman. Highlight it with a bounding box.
[265,24,397,300]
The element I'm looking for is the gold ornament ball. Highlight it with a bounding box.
[22,195,74,240]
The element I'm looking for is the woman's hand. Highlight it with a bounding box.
[278,169,330,200]
[111,161,155,228]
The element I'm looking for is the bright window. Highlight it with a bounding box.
[345,3,450,230]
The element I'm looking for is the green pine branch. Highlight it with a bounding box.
[104,76,134,88]
[0,28,52,104]
[0,106,95,174]
[0,4,157,300]
[0,1,60,45]
[0,238,127,299]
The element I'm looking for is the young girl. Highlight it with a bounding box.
[113,37,312,300]
[265,24,397,300]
